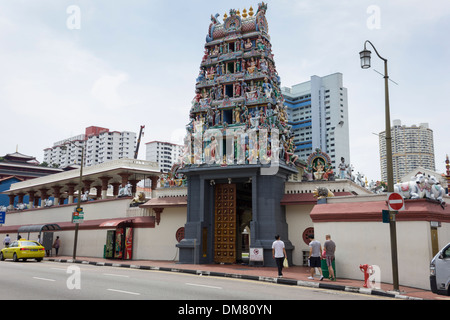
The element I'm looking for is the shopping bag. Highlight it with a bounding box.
[283,257,289,268]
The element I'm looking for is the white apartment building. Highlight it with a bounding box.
[43,126,136,168]
[379,120,435,183]
[145,141,183,173]
[282,73,350,168]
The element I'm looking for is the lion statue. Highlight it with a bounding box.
[130,192,146,207]
[313,187,334,200]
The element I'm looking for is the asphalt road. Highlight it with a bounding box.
[0,260,389,301]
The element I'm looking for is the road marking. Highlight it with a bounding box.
[51,267,68,271]
[185,283,223,290]
[107,288,140,296]
[103,273,130,278]
[33,277,56,282]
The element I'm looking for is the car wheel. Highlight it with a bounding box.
[0,252,4,261]
[13,253,19,262]
[36,258,42,262]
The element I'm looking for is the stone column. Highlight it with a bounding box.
[111,182,121,198]
[99,176,111,200]
[17,193,25,208]
[28,191,36,208]
[150,175,159,198]
[51,186,62,206]
[66,183,77,204]
[39,188,49,208]
[8,194,15,210]
[118,173,131,189]
[129,179,139,196]
[83,179,93,201]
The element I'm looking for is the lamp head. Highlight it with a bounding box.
[359,49,371,69]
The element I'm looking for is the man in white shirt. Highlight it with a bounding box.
[308,234,324,280]
[272,235,287,278]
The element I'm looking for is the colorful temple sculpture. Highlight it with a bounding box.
[182,2,298,168]
[178,3,298,266]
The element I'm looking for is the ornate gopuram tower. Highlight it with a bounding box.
[177,3,299,266]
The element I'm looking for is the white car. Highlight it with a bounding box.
[430,242,450,296]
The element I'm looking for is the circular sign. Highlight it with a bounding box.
[388,192,404,211]
[302,227,315,245]
[175,227,185,243]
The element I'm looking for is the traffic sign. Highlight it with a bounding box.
[387,192,405,211]
[72,208,84,224]
[0,211,5,224]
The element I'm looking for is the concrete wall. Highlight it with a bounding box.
[313,220,450,290]
[134,207,186,261]
[0,199,187,261]
[285,204,315,266]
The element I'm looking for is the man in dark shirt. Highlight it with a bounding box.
[324,234,336,281]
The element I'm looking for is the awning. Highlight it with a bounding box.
[17,224,61,234]
[99,218,133,228]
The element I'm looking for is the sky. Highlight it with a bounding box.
[1,0,449,182]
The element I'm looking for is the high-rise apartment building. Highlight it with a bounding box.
[282,73,350,168]
[145,141,183,173]
[43,126,136,168]
[379,120,435,183]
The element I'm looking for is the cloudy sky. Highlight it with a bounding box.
[1,0,449,181]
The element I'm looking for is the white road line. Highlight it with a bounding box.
[107,288,140,296]
[32,277,56,282]
[103,273,130,278]
[185,283,223,290]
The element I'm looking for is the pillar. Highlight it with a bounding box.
[66,183,77,204]
[118,173,130,189]
[28,191,36,208]
[129,179,139,196]
[51,186,62,206]
[8,194,15,210]
[39,188,49,208]
[99,176,111,200]
[111,182,121,198]
[17,193,25,206]
[94,185,102,200]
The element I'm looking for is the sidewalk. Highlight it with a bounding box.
[44,256,443,300]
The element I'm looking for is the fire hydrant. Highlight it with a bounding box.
[359,264,374,288]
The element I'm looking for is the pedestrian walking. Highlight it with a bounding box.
[3,234,11,248]
[52,236,60,256]
[272,235,287,278]
[324,234,336,281]
[308,234,323,280]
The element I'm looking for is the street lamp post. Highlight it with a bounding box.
[62,140,85,260]
[72,145,84,259]
[360,40,399,291]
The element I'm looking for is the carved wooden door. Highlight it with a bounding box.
[214,183,236,264]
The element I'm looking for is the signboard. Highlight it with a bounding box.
[387,192,405,211]
[249,247,264,262]
[0,211,5,224]
[72,207,84,224]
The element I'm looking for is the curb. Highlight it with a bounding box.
[44,258,423,300]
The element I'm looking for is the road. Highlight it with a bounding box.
[0,260,389,301]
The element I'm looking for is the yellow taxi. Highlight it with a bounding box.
[0,239,45,262]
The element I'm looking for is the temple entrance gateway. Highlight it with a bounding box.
[176,3,297,266]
